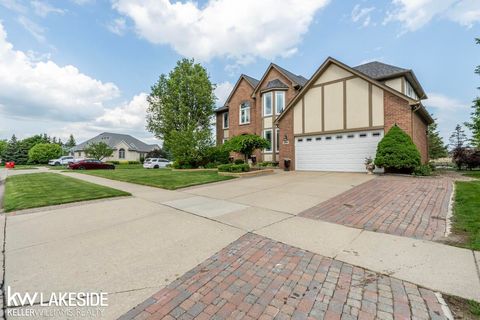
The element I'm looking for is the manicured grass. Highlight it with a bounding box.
[12,165,39,170]
[452,180,480,250]
[464,171,480,179]
[3,173,130,212]
[79,168,234,190]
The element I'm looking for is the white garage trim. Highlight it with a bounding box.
[295,130,383,172]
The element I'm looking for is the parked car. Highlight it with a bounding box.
[143,158,171,169]
[48,156,74,166]
[68,159,115,170]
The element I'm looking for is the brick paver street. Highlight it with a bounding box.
[120,234,449,320]
[299,176,452,241]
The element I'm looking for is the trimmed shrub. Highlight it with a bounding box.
[128,161,140,164]
[172,161,193,169]
[204,162,220,169]
[234,159,245,165]
[413,164,432,176]
[374,125,421,173]
[259,161,279,167]
[27,143,63,164]
[217,163,249,172]
[106,160,120,164]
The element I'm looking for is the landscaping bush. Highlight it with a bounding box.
[217,163,250,173]
[452,148,480,170]
[259,161,279,167]
[27,143,63,164]
[374,125,421,173]
[172,160,193,169]
[128,161,140,164]
[413,164,432,176]
[223,134,269,162]
[234,159,245,165]
[107,160,120,164]
[204,162,220,169]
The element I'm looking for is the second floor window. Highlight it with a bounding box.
[223,112,229,129]
[275,91,285,114]
[239,102,250,124]
[263,92,272,116]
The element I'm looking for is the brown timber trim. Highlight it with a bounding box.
[368,83,373,127]
[293,126,385,137]
[311,75,357,88]
[301,97,305,134]
[343,80,347,130]
[321,86,325,131]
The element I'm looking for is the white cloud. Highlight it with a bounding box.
[96,92,148,129]
[425,92,469,111]
[107,17,127,35]
[17,16,46,42]
[0,21,120,122]
[112,0,330,63]
[214,81,234,107]
[31,1,65,17]
[0,0,27,13]
[351,5,375,27]
[385,0,480,32]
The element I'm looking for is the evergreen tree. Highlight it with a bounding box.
[449,124,468,150]
[2,135,24,164]
[465,38,480,148]
[428,119,448,159]
[147,58,215,167]
[65,134,76,149]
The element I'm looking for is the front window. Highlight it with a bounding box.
[263,92,272,116]
[275,91,285,114]
[239,102,250,124]
[119,148,125,159]
[223,112,229,129]
[405,81,418,100]
[264,129,272,152]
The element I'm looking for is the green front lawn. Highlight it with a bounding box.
[464,171,480,179]
[78,168,234,190]
[3,173,130,212]
[452,180,480,250]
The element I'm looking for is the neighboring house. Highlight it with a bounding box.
[215,57,433,172]
[71,132,160,162]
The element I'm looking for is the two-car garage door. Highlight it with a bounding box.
[295,130,383,172]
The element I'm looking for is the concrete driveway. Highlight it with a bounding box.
[3,169,479,319]
[4,171,371,319]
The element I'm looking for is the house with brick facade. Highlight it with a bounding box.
[215,57,432,172]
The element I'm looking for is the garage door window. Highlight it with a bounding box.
[264,129,272,152]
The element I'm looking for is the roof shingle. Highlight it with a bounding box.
[73,132,159,152]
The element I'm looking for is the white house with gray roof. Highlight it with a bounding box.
[71,132,160,162]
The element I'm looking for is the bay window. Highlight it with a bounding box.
[263,92,272,116]
[275,91,285,114]
[264,129,272,152]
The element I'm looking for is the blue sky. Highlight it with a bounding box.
[0,0,478,145]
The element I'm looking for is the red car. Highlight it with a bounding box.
[68,159,115,170]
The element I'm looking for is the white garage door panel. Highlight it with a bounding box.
[295,130,383,172]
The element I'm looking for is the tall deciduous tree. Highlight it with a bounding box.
[146,58,215,167]
[84,142,114,160]
[465,38,480,148]
[428,119,448,159]
[449,124,468,150]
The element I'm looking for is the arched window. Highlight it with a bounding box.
[119,148,125,159]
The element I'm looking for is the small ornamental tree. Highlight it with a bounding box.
[84,142,114,161]
[28,143,63,164]
[374,125,421,173]
[223,134,270,163]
